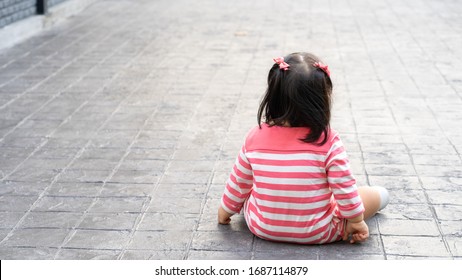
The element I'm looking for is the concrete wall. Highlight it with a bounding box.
[0,0,97,50]
[0,0,37,28]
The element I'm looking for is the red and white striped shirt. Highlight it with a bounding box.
[221,124,365,244]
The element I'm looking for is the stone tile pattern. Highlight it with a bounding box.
[0,0,461,260]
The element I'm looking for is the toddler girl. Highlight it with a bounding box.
[218,52,389,244]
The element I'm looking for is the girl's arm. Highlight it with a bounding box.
[325,135,365,220]
[326,141,368,243]
[219,146,254,223]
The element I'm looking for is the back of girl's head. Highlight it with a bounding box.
[257,52,333,145]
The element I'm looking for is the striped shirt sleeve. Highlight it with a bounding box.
[325,135,365,219]
[221,146,254,214]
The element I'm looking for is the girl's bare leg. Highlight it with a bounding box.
[343,186,389,243]
[357,186,389,220]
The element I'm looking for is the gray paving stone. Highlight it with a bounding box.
[364,164,417,176]
[160,171,212,185]
[387,189,428,204]
[108,169,160,184]
[254,237,319,257]
[368,175,422,190]
[317,235,384,258]
[0,195,37,212]
[191,231,254,252]
[20,211,82,229]
[197,213,249,233]
[414,164,462,178]
[88,197,148,213]
[154,183,208,198]
[0,148,34,160]
[0,181,48,196]
[78,213,139,230]
[208,184,226,198]
[78,148,126,161]
[0,212,24,229]
[34,196,94,212]
[0,247,58,260]
[64,229,131,250]
[386,255,453,260]
[446,237,462,257]
[382,236,451,257]
[39,139,87,150]
[121,250,186,260]
[118,159,167,172]
[2,228,70,247]
[103,121,146,132]
[426,190,462,205]
[166,160,216,172]
[366,217,379,235]
[147,197,204,214]
[128,231,193,251]
[439,221,462,237]
[125,148,173,161]
[420,177,462,191]
[172,149,221,161]
[99,183,153,197]
[412,154,461,166]
[254,250,320,260]
[433,204,462,221]
[55,248,121,260]
[56,169,111,183]
[188,250,252,260]
[211,172,229,185]
[19,158,71,171]
[138,212,198,231]
[44,182,103,197]
[0,158,26,177]
[362,152,412,165]
[14,119,62,137]
[360,143,409,154]
[7,167,59,183]
[409,144,458,156]
[69,158,120,171]
[378,203,434,220]
[379,219,440,236]
[0,229,10,240]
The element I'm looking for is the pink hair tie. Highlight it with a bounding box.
[273,57,290,71]
[313,62,330,77]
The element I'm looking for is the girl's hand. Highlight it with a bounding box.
[343,220,369,244]
[218,206,233,225]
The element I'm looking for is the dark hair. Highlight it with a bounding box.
[257,52,333,145]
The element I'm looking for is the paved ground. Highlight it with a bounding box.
[0,0,461,260]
